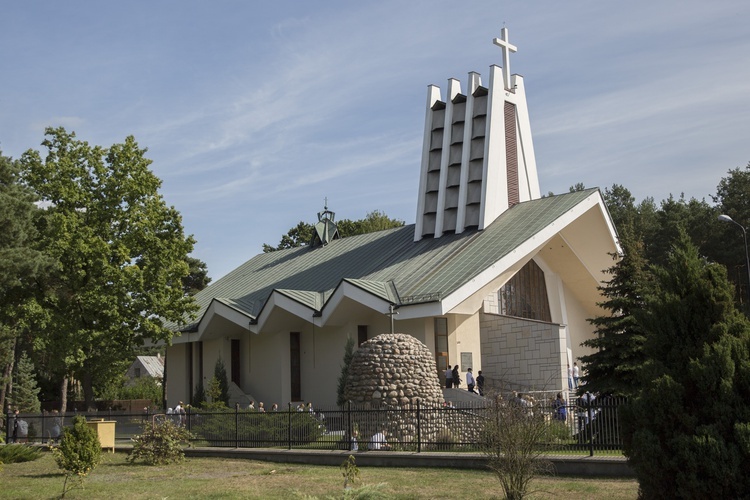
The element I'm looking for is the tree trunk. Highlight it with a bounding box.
[0,338,17,413]
[82,371,95,410]
[60,375,68,413]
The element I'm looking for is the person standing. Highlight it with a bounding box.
[476,370,485,396]
[567,363,574,390]
[12,408,19,443]
[451,365,461,388]
[466,368,476,394]
[553,392,567,422]
[444,366,453,388]
[573,362,580,388]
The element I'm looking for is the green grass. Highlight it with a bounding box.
[0,450,638,499]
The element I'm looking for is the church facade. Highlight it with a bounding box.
[164,29,620,409]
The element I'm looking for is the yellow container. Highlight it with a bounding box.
[86,419,116,453]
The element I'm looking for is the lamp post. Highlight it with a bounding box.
[718,214,750,305]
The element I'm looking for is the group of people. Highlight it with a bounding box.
[567,362,581,389]
[444,366,485,396]
[349,428,392,452]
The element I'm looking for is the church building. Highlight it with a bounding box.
[164,28,620,408]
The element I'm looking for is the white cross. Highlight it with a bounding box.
[493,27,517,90]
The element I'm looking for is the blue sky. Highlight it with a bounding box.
[2,1,749,280]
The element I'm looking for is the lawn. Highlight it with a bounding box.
[0,451,638,499]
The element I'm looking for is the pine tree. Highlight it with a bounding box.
[192,379,206,407]
[621,231,750,498]
[9,352,41,413]
[580,231,649,397]
[214,358,229,406]
[337,337,355,406]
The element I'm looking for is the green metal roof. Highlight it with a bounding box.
[180,189,600,331]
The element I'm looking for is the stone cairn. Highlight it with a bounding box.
[343,333,479,448]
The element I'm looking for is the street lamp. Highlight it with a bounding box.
[718,214,750,305]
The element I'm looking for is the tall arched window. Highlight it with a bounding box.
[497,259,551,322]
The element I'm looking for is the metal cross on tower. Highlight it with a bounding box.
[493,26,517,90]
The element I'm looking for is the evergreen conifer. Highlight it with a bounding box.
[9,352,41,413]
[621,231,750,498]
[580,231,649,397]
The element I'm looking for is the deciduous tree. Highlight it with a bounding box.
[20,128,197,408]
[263,210,404,252]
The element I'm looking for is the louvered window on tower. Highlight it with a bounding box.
[497,260,551,322]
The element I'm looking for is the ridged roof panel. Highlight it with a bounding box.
[180,189,599,330]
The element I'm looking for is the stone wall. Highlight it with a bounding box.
[344,333,486,446]
[479,311,566,395]
[343,333,444,407]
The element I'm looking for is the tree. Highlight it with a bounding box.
[337,337,355,406]
[7,352,41,413]
[211,358,229,407]
[481,391,553,500]
[263,221,314,252]
[20,128,197,408]
[263,210,404,252]
[182,256,211,296]
[579,232,649,397]
[713,163,750,309]
[621,231,750,498]
[0,151,49,416]
[54,415,102,498]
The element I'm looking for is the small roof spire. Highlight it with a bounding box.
[311,199,340,247]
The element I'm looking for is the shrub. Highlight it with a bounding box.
[191,408,325,447]
[53,416,102,498]
[0,444,43,463]
[481,395,553,500]
[127,418,194,465]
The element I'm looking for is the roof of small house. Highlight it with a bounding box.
[131,356,164,378]
[176,188,617,334]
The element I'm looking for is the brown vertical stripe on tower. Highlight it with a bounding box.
[504,101,519,206]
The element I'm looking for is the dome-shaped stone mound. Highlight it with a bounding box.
[343,333,444,407]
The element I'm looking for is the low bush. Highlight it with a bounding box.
[127,418,194,465]
[54,416,102,498]
[191,409,325,447]
[0,443,43,464]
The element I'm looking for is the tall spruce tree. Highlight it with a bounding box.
[9,352,41,413]
[214,358,230,406]
[337,337,355,406]
[621,231,750,498]
[579,231,649,397]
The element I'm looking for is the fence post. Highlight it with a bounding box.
[347,401,352,452]
[235,405,239,448]
[587,404,594,457]
[416,399,421,453]
[287,402,292,450]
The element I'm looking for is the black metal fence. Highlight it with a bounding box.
[4,397,625,456]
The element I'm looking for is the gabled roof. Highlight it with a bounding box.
[131,356,164,378]
[177,188,618,335]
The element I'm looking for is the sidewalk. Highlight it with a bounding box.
[173,446,634,477]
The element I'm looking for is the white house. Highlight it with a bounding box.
[125,355,164,386]
[164,28,620,409]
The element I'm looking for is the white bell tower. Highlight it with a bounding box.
[414,27,541,240]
